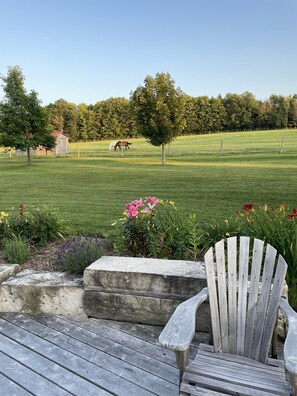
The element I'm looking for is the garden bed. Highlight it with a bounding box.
[0,237,111,272]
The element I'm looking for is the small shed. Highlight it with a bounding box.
[15,131,69,157]
[50,131,69,155]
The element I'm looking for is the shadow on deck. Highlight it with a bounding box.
[0,313,206,395]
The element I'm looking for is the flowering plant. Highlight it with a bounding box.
[124,196,160,219]
[0,204,66,245]
[0,211,10,240]
[236,203,297,308]
[111,197,202,260]
[54,236,103,274]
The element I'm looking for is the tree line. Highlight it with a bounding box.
[1,67,297,166]
[45,92,297,142]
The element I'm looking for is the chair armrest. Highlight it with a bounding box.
[159,287,209,351]
[279,297,297,376]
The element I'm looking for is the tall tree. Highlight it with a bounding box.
[0,66,55,164]
[183,95,198,135]
[288,95,297,128]
[268,95,289,129]
[240,92,261,130]
[131,72,185,165]
[46,99,79,141]
[209,96,226,132]
[223,93,244,131]
[93,97,136,140]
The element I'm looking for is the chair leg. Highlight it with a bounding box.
[175,349,189,384]
[271,316,278,359]
[290,373,297,396]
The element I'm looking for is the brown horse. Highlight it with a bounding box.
[114,140,132,150]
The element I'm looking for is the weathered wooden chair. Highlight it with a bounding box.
[159,237,297,395]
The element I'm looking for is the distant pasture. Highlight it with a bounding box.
[0,129,296,235]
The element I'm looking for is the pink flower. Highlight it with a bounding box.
[125,199,143,211]
[145,196,159,209]
[125,207,139,218]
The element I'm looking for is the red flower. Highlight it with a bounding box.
[288,208,297,220]
[243,203,253,212]
[19,203,24,218]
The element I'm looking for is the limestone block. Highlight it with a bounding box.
[83,256,210,330]
[0,270,86,316]
[83,290,211,332]
[0,264,21,284]
[84,256,207,297]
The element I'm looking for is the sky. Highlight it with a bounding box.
[0,0,296,105]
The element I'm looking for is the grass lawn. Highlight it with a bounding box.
[0,129,297,235]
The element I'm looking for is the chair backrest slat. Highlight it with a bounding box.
[258,255,287,362]
[236,236,250,355]
[204,247,222,352]
[215,240,229,353]
[244,238,264,358]
[204,237,287,363]
[251,243,277,360]
[227,237,237,354]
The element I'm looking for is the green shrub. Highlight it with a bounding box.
[236,203,297,309]
[199,216,242,252]
[1,204,66,245]
[201,203,297,309]
[54,236,103,274]
[2,237,30,264]
[111,197,202,260]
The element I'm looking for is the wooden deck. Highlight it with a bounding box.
[0,313,207,395]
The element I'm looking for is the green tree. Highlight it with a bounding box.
[267,95,289,129]
[223,93,244,131]
[93,97,136,140]
[183,95,198,135]
[46,99,79,141]
[240,92,261,130]
[131,72,185,165]
[209,96,226,132]
[195,96,212,134]
[288,95,297,128]
[0,66,55,164]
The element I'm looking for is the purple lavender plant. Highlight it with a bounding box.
[55,236,103,274]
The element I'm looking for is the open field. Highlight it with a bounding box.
[0,129,297,235]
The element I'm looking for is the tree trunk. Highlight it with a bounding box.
[162,144,166,166]
[27,148,31,165]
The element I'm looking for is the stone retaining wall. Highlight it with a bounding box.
[0,268,85,316]
[83,256,211,332]
[0,258,288,339]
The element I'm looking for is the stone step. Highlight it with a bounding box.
[0,270,85,316]
[0,264,21,284]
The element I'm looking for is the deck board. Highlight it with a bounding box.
[0,313,181,396]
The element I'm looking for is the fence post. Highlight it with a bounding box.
[220,139,224,156]
[280,137,284,154]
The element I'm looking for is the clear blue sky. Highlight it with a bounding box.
[0,0,296,105]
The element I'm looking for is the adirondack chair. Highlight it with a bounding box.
[159,237,297,395]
